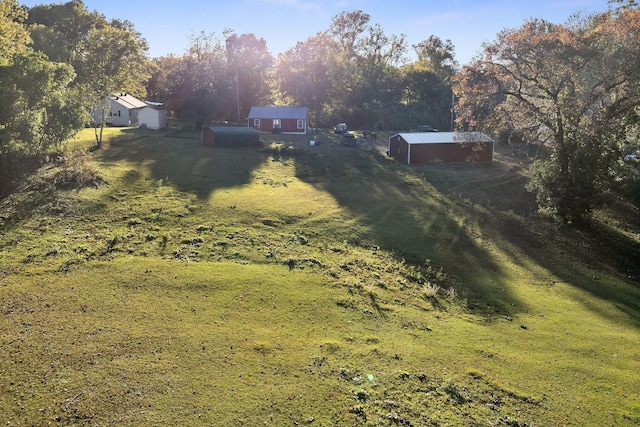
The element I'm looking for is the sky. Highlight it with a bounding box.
[20,0,612,65]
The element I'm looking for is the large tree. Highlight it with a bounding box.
[401,62,452,130]
[1,0,84,197]
[1,0,84,158]
[26,0,102,64]
[400,36,458,131]
[225,32,274,121]
[27,2,152,145]
[75,18,151,144]
[0,0,30,65]
[150,31,228,129]
[275,33,336,128]
[0,52,84,156]
[413,35,458,84]
[326,10,407,128]
[454,8,640,221]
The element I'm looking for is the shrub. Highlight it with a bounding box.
[421,283,440,299]
[53,151,102,190]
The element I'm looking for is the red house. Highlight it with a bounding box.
[248,106,308,134]
[388,132,494,164]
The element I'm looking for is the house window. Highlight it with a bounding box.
[273,119,281,129]
[297,119,304,129]
[253,119,261,128]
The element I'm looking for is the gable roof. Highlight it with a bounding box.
[110,93,147,110]
[248,106,308,119]
[392,131,493,144]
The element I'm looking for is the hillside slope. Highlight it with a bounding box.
[1,129,638,426]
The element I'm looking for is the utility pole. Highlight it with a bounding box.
[450,90,455,131]
[235,70,241,123]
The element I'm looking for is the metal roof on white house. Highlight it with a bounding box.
[392,131,493,144]
[110,93,148,109]
[248,106,308,119]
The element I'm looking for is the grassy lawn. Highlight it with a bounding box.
[1,127,638,425]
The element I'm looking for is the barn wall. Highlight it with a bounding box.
[251,118,306,133]
[281,119,298,133]
[202,127,260,147]
[260,120,274,132]
[410,141,493,164]
[389,135,410,163]
[217,133,260,147]
[389,135,398,158]
[202,128,215,146]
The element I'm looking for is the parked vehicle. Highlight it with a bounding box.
[417,125,438,132]
[334,123,348,134]
[341,132,356,146]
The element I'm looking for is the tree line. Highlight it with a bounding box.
[1,0,638,220]
[146,11,457,132]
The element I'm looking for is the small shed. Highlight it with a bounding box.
[248,106,308,134]
[138,105,167,130]
[388,132,494,164]
[202,126,261,147]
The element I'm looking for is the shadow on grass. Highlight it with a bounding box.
[95,128,269,200]
[95,130,523,316]
[91,129,640,324]
[291,142,524,317]
[292,140,639,324]
[420,153,640,327]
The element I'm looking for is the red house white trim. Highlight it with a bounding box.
[248,106,308,134]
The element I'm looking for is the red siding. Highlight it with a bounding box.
[202,127,215,146]
[410,141,493,163]
[250,118,305,133]
[389,135,410,163]
[390,135,493,164]
[281,119,299,133]
[260,120,274,132]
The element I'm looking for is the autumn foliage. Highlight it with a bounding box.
[454,7,640,221]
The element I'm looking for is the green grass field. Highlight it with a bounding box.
[1,127,639,426]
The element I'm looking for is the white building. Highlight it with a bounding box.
[138,105,167,130]
[92,93,166,129]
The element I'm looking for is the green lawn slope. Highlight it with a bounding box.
[1,128,638,426]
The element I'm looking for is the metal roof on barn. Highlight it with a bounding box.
[392,131,493,144]
[248,106,308,119]
[207,126,260,135]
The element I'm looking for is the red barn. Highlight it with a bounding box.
[388,132,494,164]
[248,106,308,134]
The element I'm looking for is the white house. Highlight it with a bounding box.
[93,93,167,129]
[91,93,147,127]
[138,105,167,130]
